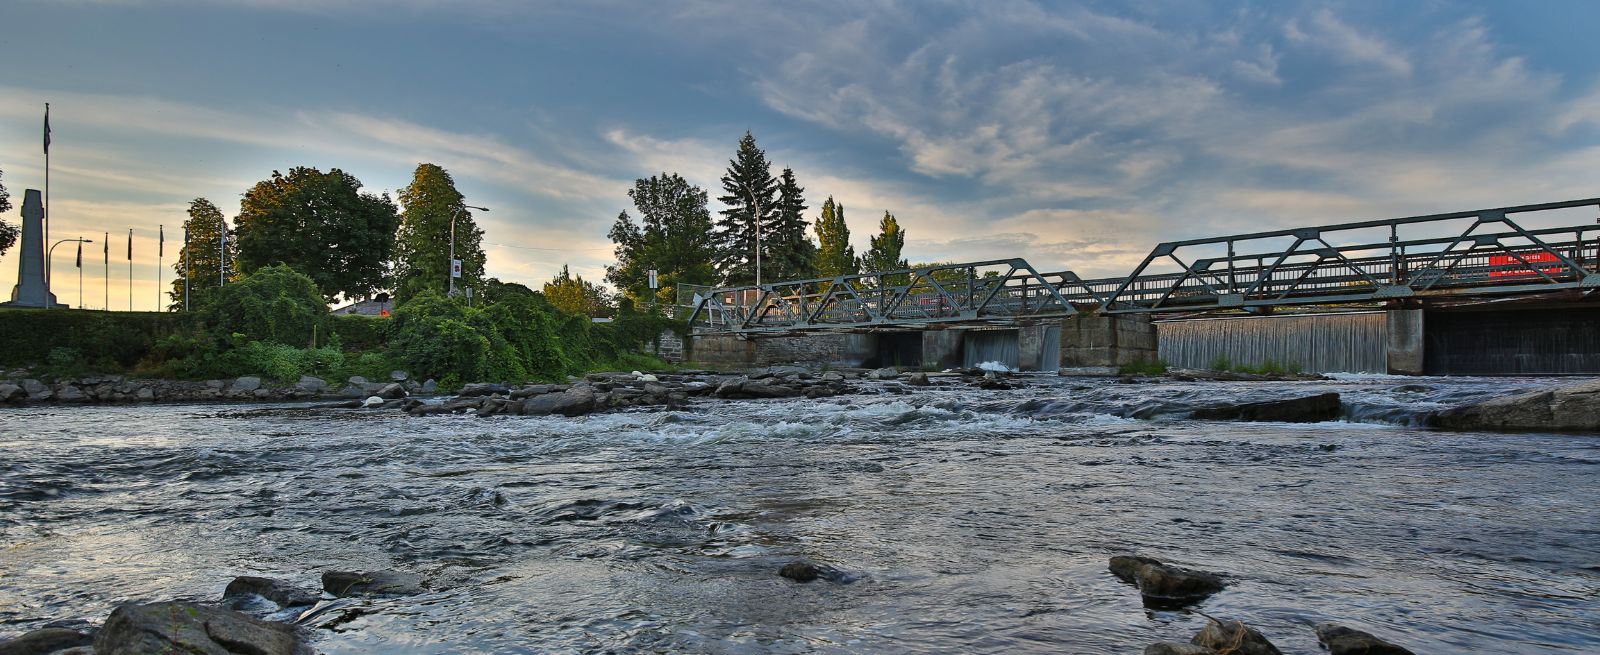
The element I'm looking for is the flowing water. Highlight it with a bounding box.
[1,375,1597,654]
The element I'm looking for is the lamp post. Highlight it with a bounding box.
[47,237,92,309]
[734,180,764,287]
[449,204,489,297]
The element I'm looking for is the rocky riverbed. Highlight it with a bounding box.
[2,373,1596,653]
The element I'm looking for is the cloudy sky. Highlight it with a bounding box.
[2,0,1598,310]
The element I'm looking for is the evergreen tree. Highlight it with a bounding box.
[813,195,857,279]
[543,264,613,317]
[234,167,400,302]
[767,167,817,281]
[714,131,778,286]
[861,211,908,279]
[606,172,717,306]
[169,198,237,310]
[393,163,485,303]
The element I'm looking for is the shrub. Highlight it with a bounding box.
[1118,358,1169,376]
[197,264,328,346]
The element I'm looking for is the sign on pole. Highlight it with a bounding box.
[648,269,658,289]
[451,259,463,278]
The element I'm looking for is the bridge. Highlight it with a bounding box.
[687,197,1600,335]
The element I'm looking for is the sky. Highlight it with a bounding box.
[2,0,1599,311]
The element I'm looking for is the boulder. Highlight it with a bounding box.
[714,377,749,398]
[1109,555,1225,607]
[362,396,385,408]
[94,601,309,655]
[135,387,155,402]
[321,570,424,597]
[222,576,320,608]
[820,371,845,383]
[374,383,407,400]
[1314,623,1416,655]
[1191,392,1341,423]
[1435,379,1600,432]
[906,372,931,386]
[347,376,368,387]
[389,370,409,382]
[295,376,327,393]
[54,384,87,403]
[1190,619,1281,655]
[740,381,800,399]
[1144,644,1217,655]
[0,626,94,654]
[867,367,899,380]
[458,383,512,398]
[778,559,855,583]
[339,384,368,399]
[520,386,599,417]
[21,379,51,401]
[421,379,439,394]
[229,376,263,394]
[0,384,23,403]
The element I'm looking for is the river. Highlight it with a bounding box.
[1,375,1596,653]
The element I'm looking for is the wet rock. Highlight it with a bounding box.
[0,626,95,654]
[1109,555,1225,607]
[421,379,438,394]
[1314,623,1416,655]
[511,384,553,399]
[977,377,1012,390]
[1144,643,1217,655]
[0,383,23,403]
[321,570,424,597]
[1190,392,1341,423]
[820,371,845,383]
[295,376,327,393]
[223,576,320,608]
[1436,379,1600,432]
[361,396,385,408]
[778,559,855,583]
[866,367,899,380]
[740,381,800,399]
[520,386,598,417]
[1190,618,1281,655]
[375,382,407,399]
[94,601,309,655]
[906,372,931,386]
[458,382,512,398]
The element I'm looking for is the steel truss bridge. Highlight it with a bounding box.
[687,197,1600,335]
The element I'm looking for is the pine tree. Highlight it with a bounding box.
[813,196,857,279]
[169,198,237,310]
[714,131,778,286]
[861,211,909,286]
[767,167,817,281]
[394,163,484,303]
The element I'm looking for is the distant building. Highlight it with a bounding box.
[333,293,392,317]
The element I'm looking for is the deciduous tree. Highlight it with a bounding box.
[0,166,15,257]
[234,167,400,302]
[861,211,908,276]
[813,196,857,279]
[606,173,718,306]
[543,265,613,318]
[168,198,237,311]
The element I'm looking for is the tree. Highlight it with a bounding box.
[168,198,238,311]
[861,211,908,275]
[0,166,15,258]
[714,131,779,286]
[196,264,328,346]
[813,196,857,279]
[233,167,400,302]
[766,167,817,281]
[393,163,485,303]
[606,173,718,306]
[544,265,613,318]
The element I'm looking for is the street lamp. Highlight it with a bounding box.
[733,180,763,287]
[47,237,93,309]
[449,204,489,297]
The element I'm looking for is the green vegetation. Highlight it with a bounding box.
[393,164,485,303]
[1118,358,1170,375]
[543,265,613,318]
[168,198,238,311]
[813,196,857,279]
[0,165,15,258]
[233,166,400,302]
[606,173,718,305]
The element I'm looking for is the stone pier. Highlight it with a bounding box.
[1385,309,1425,375]
[1059,314,1158,369]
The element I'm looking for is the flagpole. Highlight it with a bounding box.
[157,225,163,311]
[128,229,133,312]
[104,232,109,311]
[43,103,50,286]
[77,240,83,309]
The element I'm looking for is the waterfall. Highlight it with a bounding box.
[1157,312,1387,373]
[963,329,1021,371]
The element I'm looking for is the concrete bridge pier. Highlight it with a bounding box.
[1059,314,1159,369]
[1386,309,1425,375]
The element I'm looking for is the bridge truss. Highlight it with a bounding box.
[688,197,1600,335]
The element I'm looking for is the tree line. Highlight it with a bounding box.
[607,131,910,306]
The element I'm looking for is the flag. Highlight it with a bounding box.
[127,229,133,261]
[159,225,164,258]
[43,104,50,155]
[75,240,82,268]
[104,232,108,259]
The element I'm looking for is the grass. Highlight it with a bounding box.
[1118,358,1170,375]
[1208,353,1303,375]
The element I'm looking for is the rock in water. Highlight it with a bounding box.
[1191,392,1341,423]
[321,570,425,597]
[1436,379,1600,431]
[0,626,95,654]
[1190,618,1281,655]
[94,602,309,655]
[1109,555,1225,607]
[906,372,931,386]
[223,576,320,608]
[295,376,327,393]
[778,559,856,583]
[1314,623,1416,655]
[1144,643,1218,655]
[867,367,899,380]
[361,395,384,408]
[375,382,407,399]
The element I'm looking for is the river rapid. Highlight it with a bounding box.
[1,375,1597,654]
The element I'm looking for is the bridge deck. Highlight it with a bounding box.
[688,197,1600,335]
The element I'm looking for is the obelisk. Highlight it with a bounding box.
[5,189,59,308]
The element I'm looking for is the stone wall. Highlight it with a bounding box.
[754,333,877,367]
[1060,314,1159,368]
[686,334,756,367]
[644,329,687,363]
